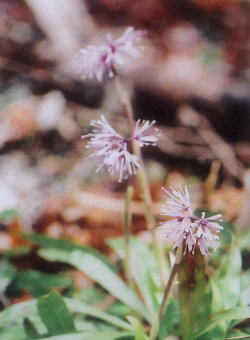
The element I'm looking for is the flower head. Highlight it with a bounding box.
[83,116,158,182]
[75,27,146,81]
[75,45,111,81]
[158,186,223,255]
[83,116,139,182]
[193,212,223,255]
[160,217,196,254]
[160,186,192,217]
[133,120,160,147]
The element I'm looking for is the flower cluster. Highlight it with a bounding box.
[75,27,146,81]
[159,186,223,255]
[82,116,159,182]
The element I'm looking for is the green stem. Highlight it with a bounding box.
[113,72,166,288]
[123,185,134,288]
[149,249,182,340]
[148,313,159,340]
[158,262,178,321]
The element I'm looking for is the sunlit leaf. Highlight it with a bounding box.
[108,237,159,314]
[0,297,132,331]
[127,316,149,340]
[64,298,132,330]
[240,270,250,306]
[0,325,25,340]
[214,244,241,310]
[39,248,150,321]
[196,280,227,340]
[41,330,132,340]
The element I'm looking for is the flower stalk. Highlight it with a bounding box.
[158,247,182,321]
[123,185,134,288]
[113,72,166,287]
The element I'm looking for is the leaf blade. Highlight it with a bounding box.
[39,248,150,321]
[37,292,76,336]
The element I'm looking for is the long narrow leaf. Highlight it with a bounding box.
[108,237,159,314]
[24,233,113,269]
[65,298,132,331]
[196,307,250,337]
[39,248,150,321]
[42,330,132,340]
[0,298,132,331]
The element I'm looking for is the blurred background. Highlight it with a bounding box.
[0,0,249,257]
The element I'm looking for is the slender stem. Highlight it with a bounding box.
[113,72,166,287]
[148,314,159,340]
[113,73,135,133]
[158,263,178,320]
[149,250,182,340]
[158,248,182,321]
[123,185,134,288]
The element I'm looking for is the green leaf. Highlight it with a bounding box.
[225,328,250,338]
[0,259,16,293]
[0,209,19,222]
[41,330,132,340]
[214,244,241,309]
[197,280,227,340]
[196,307,250,337]
[0,300,36,328]
[39,248,150,321]
[127,316,149,340]
[8,270,72,297]
[23,317,41,339]
[3,246,30,257]
[159,298,181,339]
[24,233,113,269]
[240,270,250,307]
[72,287,106,305]
[37,292,76,336]
[195,245,242,340]
[108,237,159,314]
[107,301,132,319]
[64,298,132,331]
[0,325,25,340]
[0,297,131,331]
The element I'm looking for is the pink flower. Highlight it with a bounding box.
[82,116,158,182]
[194,212,223,255]
[75,27,146,81]
[132,120,160,147]
[75,45,111,81]
[106,26,146,61]
[160,217,196,254]
[160,186,192,217]
[158,187,223,255]
[82,116,139,182]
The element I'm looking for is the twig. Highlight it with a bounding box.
[178,105,245,182]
